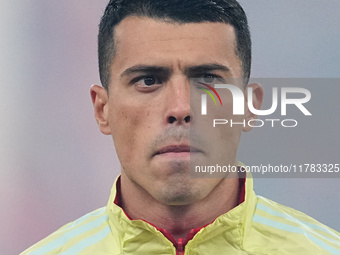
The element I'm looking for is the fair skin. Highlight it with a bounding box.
[91,16,263,240]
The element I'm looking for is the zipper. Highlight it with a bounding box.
[176,238,184,255]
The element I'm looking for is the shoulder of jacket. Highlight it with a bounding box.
[20,207,109,255]
[244,196,340,254]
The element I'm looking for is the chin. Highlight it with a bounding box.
[156,179,203,206]
[160,193,194,206]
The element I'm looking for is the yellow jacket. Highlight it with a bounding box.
[22,175,340,255]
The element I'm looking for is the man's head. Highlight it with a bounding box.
[91,0,262,207]
[98,0,252,90]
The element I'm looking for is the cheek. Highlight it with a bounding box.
[196,93,243,160]
[110,106,139,161]
[108,101,152,167]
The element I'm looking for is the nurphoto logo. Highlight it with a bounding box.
[198,82,312,128]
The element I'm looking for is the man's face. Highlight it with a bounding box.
[93,17,254,205]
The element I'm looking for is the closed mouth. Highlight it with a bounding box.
[154,145,201,156]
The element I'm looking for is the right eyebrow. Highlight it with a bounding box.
[120,65,172,78]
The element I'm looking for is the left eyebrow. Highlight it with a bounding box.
[184,63,230,76]
[120,65,172,78]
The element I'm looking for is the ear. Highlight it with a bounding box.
[243,83,264,132]
[90,85,111,135]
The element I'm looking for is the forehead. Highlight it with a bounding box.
[111,16,241,76]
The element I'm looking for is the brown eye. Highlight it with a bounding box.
[132,75,163,93]
[144,76,156,86]
[203,74,217,84]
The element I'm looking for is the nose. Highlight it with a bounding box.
[164,78,191,126]
[168,115,190,124]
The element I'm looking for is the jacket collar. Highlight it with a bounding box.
[106,168,257,252]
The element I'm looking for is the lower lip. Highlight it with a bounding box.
[156,151,200,158]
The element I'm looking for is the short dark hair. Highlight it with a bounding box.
[98,0,251,90]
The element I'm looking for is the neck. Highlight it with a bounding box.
[119,174,240,240]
